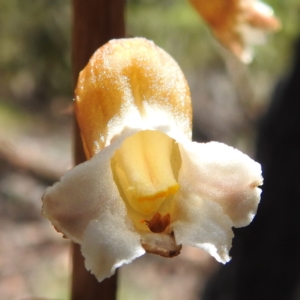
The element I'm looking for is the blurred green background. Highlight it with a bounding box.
[1,0,299,115]
[0,0,299,299]
[1,0,299,109]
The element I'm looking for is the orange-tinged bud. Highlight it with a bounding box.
[189,0,281,62]
[75,38,192,158]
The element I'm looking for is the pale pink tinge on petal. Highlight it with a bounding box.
[42,135,129,243]
[178,141,263,227]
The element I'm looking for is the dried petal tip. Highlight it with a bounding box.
[189,0,281,63]
[141,232,182,258]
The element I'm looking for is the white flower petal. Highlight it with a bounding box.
[42,131,135,243]
[173,191,233,263]
[82,212,145,282]
[178,141,262,227]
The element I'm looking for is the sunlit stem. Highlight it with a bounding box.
[113,130,179,215]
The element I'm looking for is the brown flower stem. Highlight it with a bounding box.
[71,0,125,299]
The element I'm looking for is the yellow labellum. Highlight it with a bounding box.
[112,130,180,215]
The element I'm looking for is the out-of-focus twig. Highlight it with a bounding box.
[0,141,61,185]
[71,0,125,299]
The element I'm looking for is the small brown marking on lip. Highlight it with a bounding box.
[145,212,171,233]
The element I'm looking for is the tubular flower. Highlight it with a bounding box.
[189,0,281,63]
[42,38,263,282]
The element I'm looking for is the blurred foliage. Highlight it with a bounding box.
[0,0,299,112]
[126,0,300,132]
[127,0,222,71]
[0,0,71,111]
[251,0,300,73]
[127,0,300,76]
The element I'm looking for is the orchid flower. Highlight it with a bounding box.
[42,38,263,282]
[189,0,281,63]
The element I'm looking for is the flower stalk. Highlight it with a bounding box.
[71,0,125,298]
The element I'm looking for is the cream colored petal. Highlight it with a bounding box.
[172,191,233,263]
[178,141,262,227]
[81,212,145,282]
[42,130,135,243]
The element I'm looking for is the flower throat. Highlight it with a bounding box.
[111,130,181,216]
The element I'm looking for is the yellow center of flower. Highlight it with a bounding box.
[111,130,181,216]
